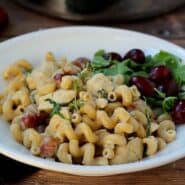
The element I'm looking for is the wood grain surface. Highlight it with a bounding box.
[0,0,185,184]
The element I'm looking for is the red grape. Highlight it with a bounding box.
[123,49,145,63]
[171,100,185,124]
[149,65,172,84]
[103,52,122,62]
[130,76,155,97]
[158,80,179,96]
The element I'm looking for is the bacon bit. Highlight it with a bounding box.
[40,137,58,157]
[21,113,38,129]
[72,57,90,70]
[53,73,63,82]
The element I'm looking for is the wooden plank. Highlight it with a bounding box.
[6,158,185,185]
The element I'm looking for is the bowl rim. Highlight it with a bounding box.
[0,26,185,176]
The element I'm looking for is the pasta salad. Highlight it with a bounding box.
[1,48,184,165]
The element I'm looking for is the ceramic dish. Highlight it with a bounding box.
[0,26,185,176]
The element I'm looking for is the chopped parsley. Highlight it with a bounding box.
[97,89,108,99]
[72,79,81,93]
[145,110,151,137]
[45,98,68,120]
[69,98,84,112]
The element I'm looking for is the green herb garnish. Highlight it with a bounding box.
[31,93,36,104]
[78,63,92,81]
[46,98,68,120]
[24,69,32,77]
[69,98,84,112]
[145,110,151,137]
[97,89,108,99]
[72,79,81,92]
[162,96,177,112]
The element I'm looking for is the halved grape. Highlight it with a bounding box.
[123,49,145,63]
[103,52,122,62]
[171,100,185,124]
[149,65,172,84]
[130,76,155,97]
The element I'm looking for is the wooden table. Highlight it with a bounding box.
[0,0,185,184]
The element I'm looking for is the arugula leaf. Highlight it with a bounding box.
[97,62,133,84]
[92,55,112,70]
[145,97,163,107]
[143,51,180,70]
[94,49,106,56]
[153,51,180,67]
[131,71,149,78]
[179,85,185,99]
[154,88,166,99]
[179,91,185,99]
[123,59,140,69]
[173,65,185,85]
[162,97,177,112]
[100,62,133,76]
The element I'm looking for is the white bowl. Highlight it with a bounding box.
[0,26,185,176]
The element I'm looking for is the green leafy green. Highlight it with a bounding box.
[94,49,106,56]
[179,86,185,99]
[96,62,133,84]
[143,51,185,85]
[162,97,177,112]
[154,88,166,99]
[92,56,113,70]
[145,97,163,107]
[143,51,180,70]
[173,65,185,85]
[123,59,140,69]
[130,71,148,78]
[99,62,132,75]
[179,91,185,99]
[45,99,68,120]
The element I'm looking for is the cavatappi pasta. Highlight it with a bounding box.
[0,52,176,165]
